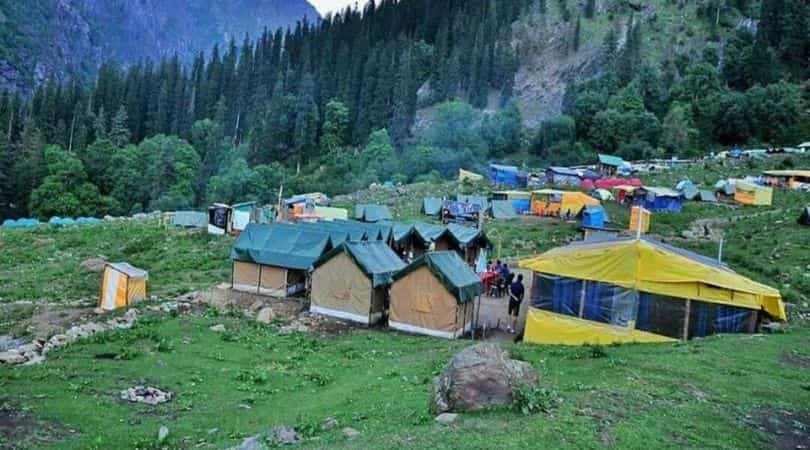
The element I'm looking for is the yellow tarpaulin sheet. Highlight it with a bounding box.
[734,180,773,206]
[459,169,484,182]
[560,192,599,216]
[519,238,785,320]
[524,308,676,345]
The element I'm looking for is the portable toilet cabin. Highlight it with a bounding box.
[208,203,232,235]
[580,206,607,228]
[389,252,483,339]
[629,206,651,233]
[310,241,406,325]
[98,263,148,311]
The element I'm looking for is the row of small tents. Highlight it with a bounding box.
[231,221,485,338]
[2,217,104,228]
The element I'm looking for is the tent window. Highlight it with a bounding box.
[688,301,754,337]
[531,274,581,317]
[636,293,687,339]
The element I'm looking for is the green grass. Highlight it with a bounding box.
[1,310,808,449]
[0,221,233,303]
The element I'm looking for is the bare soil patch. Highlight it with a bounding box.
[781,351,810,369]
[0,402,68,449]
[749,407,810,450]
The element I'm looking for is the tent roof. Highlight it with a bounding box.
[108,262,148,280]
[422,197,442,216]
[394,251,482,303]
[456,194,489,209]
[519,236,785,320]
[698,190,718,202]
[532,189,564,195]
[491,200,517,219]
[355,204,393,222]
[492,190,531,199]
[598,154,625,167]
[547,166,581,177]
[174,211,207,228]
[232,201,257,210]
[489,164,519,173]
[445,223,490,248]
[231,224,332,270]
[315,241,406,288]
[763,170,810,177]
[642,187,681,197]
[413,222,445,242]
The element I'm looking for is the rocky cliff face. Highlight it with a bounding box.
[0,0,318,93]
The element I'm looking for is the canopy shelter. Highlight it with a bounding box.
[98,263,148,312]
[633,187,683,212]
[799,207,810,226]
[613,185,638,204]
[519,236,785,345]
[492,190,531,214]
[546,167,583,187]
[354,204,393,223]
[734,180,773,206]
[459,169,485,183]
[762,170,810,190]
[311,241,406,325]
[594,178,643,190]
[173,211,207,229]
[488,164,522,187]
[580,205,607,229]
[232,202,258,233]
[592,189,614,202]
[531,190,600,217]
[230,224,332,297]
[490,200,517,220]
[389,252,483,339]
[597,154,626,176]
[422,197,443,217]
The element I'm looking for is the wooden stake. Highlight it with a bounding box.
[682,300,691,341]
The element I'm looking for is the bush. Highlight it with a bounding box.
[513,384,558,415]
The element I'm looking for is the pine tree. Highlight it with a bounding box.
[110,105,131,147]
[574,15,582,52]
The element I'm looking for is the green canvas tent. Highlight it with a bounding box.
[230,224,332,297]
[354,204,393,222]
[456,194,489,210]
[389,251,483,339]
[422,198,442,217]
[173,211,207,228]
[490,200,517,219]
[413,222,445,242]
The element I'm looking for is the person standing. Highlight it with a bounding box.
[507,274,525,334]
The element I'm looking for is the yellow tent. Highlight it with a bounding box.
[629,206,651,233]
[531,190,599,217]
[459,169,484,182]
[98,263,148,311]
[763,170,810,190]
[734,180,773,206]
[519,237,785,345]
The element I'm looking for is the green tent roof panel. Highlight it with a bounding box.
[231,224,332,270]
[316,241,406,288]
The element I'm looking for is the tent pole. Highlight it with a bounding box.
[230,260,234,289]
[682,300,691,341]
[578,281,587,318]
[257,265,263,294]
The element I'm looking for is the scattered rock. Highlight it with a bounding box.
[158,425,170,443]
[430,343,539,414]
[80,256,108,273]
[232,435,264,450]
[680,230,696,239]
[268,425,302,445]
[321,417,338,430]
[762,322,785,334]
[256,307,276,324]
[435,413,459,425]
[0,350,26,365]
[0,335,26,352]
[120,386,173,405]
[342,427,360,439]
[210,324,227,333]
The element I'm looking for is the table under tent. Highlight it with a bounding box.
[310,241,406,325]
[389,252,483,339]
[230,224,333,297]
[519,236,785,345]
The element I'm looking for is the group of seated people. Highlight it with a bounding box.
[486,260,514,298]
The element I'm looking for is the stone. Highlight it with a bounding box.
[430,343,538,414]
[341,427,360,439]
[268,425,301,445]
[80,256,108,273]
[158,425,170,443]
[210,324,227,333]
[435,413,459,425]
[762,322,785,334]
[22,355,45,366]
[0,350,26,365]
[0,335,26,352]
[232,436,265,450]
[120,386,173,405]
[256,307,276,324]
[321,417,338,431]
[680,230,696,239]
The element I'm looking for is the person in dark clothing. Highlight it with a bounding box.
[508,274,524,334]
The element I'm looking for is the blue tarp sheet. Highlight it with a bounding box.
[488,164,521,187]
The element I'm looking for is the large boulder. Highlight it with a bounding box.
[430,343,538,414]
[80,256,108,273]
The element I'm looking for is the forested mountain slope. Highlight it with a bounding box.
[0,0,319,93]
[0,0,807,221]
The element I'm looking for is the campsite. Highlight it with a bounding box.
[0,153,809,449]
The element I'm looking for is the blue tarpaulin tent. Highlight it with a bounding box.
[488,164,522,187]
[634,187,683,212]
[581,206,607,228]
[546,167,583,186]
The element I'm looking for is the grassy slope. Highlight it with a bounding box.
[1,311,808,449]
